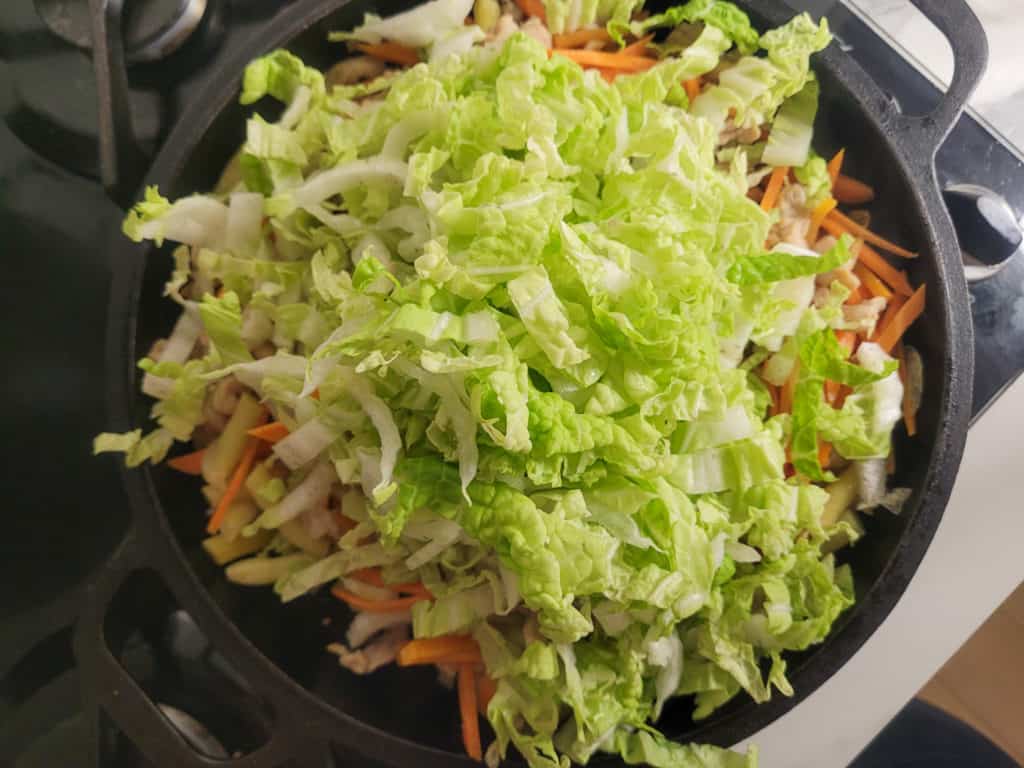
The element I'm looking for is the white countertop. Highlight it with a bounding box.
[739,3,1024,764]
[848,0,1024,152]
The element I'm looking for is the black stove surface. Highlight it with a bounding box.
[2,1,1022,766]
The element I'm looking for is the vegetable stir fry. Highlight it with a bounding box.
[96,0,924,765]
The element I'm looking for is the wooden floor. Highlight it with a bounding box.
[918,580,1024,765]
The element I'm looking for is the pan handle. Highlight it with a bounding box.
[89,0,148,208]
[892,0,988,150]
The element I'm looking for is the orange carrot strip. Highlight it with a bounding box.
[167,449,206,475]
[833,174,876,205]
[828,210,917,259]
[766,382,780,418]
[779,360,800,415]
[820,220,914,296]
[875,285,926,353]
[818,440,832,468]
[806,196,838,243]
[458,665,483,762]
[683,77,701,102]
[552,28,611,48]
[836,330,858,354]
[845,283,870,305]
[247,421,290,443]
[853,262,893,300]
[827,148,845,185]
[354,42,420,67]
[760,166,789,212]
[330,585,429,613]
[835,383,854,409]
[550,49,657,72]
[477,674,498,714]
[894,341,917,437]
[334,509,358,535]
[397,636,482,666]
[596,67,618,83]
[350,568,432,597]
[824,379,841,405]
[206,438,261,534]
[515,0,546,20]
[872,295,905,343]
[620,34,654,57]
[824,331,858,405]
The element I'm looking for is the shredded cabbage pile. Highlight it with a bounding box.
[95,2,911,766]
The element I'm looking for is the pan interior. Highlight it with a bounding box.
[131,0,950,756]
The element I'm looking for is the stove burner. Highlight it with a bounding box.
[35,0,207,63]
[944,183,1023,282]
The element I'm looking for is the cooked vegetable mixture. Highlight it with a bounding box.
[95,0,924,765]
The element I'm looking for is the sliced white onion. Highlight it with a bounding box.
[293,158,408,208]
[346,610,412,649]
[225,192,264,254]
[340,578,397,602]
[405,520,463,570]
[160,308,203,364]
[725,541,762,563]
[273,418,337,470]
[264,462,336,527]
[279,85,311,130]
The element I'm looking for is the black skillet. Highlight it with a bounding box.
[85,0,986,764]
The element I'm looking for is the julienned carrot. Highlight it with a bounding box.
[875,284,926,353]
[620,35,654,57]
[458,665,483,761]
[825,331,858,405]
[550,49,657,72]
[351,567,432,597]
[833,174,875,205]
[873,295,905,343]
[806,196,838,243]
[779,360,799,415]
[334,510,359,534]
[853,262,893,300]
[895,342,918,437]
[552,28,611,48]
[760,166,788,212]
[766,382,780,417]
[835,383,854,409]
[167,449,206,475]
[827,148,845,185]
[331,585,430,613]
[207,439,260,534]
[824,379,841,405]
[247,421,290,443]
[683,77,701,102]
[355,42,420,67]
[828,210,917,259]
[477,674,498,714]
[818,440,832,467]
[820,219,914,296]
[515,0,546,20]
[397,636,483,666]
[836,330,858,354]
[846,284,869,305]
[596,67,617,83]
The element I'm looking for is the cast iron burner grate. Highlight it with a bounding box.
[2,1,1023,766]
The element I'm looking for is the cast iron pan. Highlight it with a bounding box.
[85,0,985,764]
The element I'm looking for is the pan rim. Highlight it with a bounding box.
[102,0,973,761]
